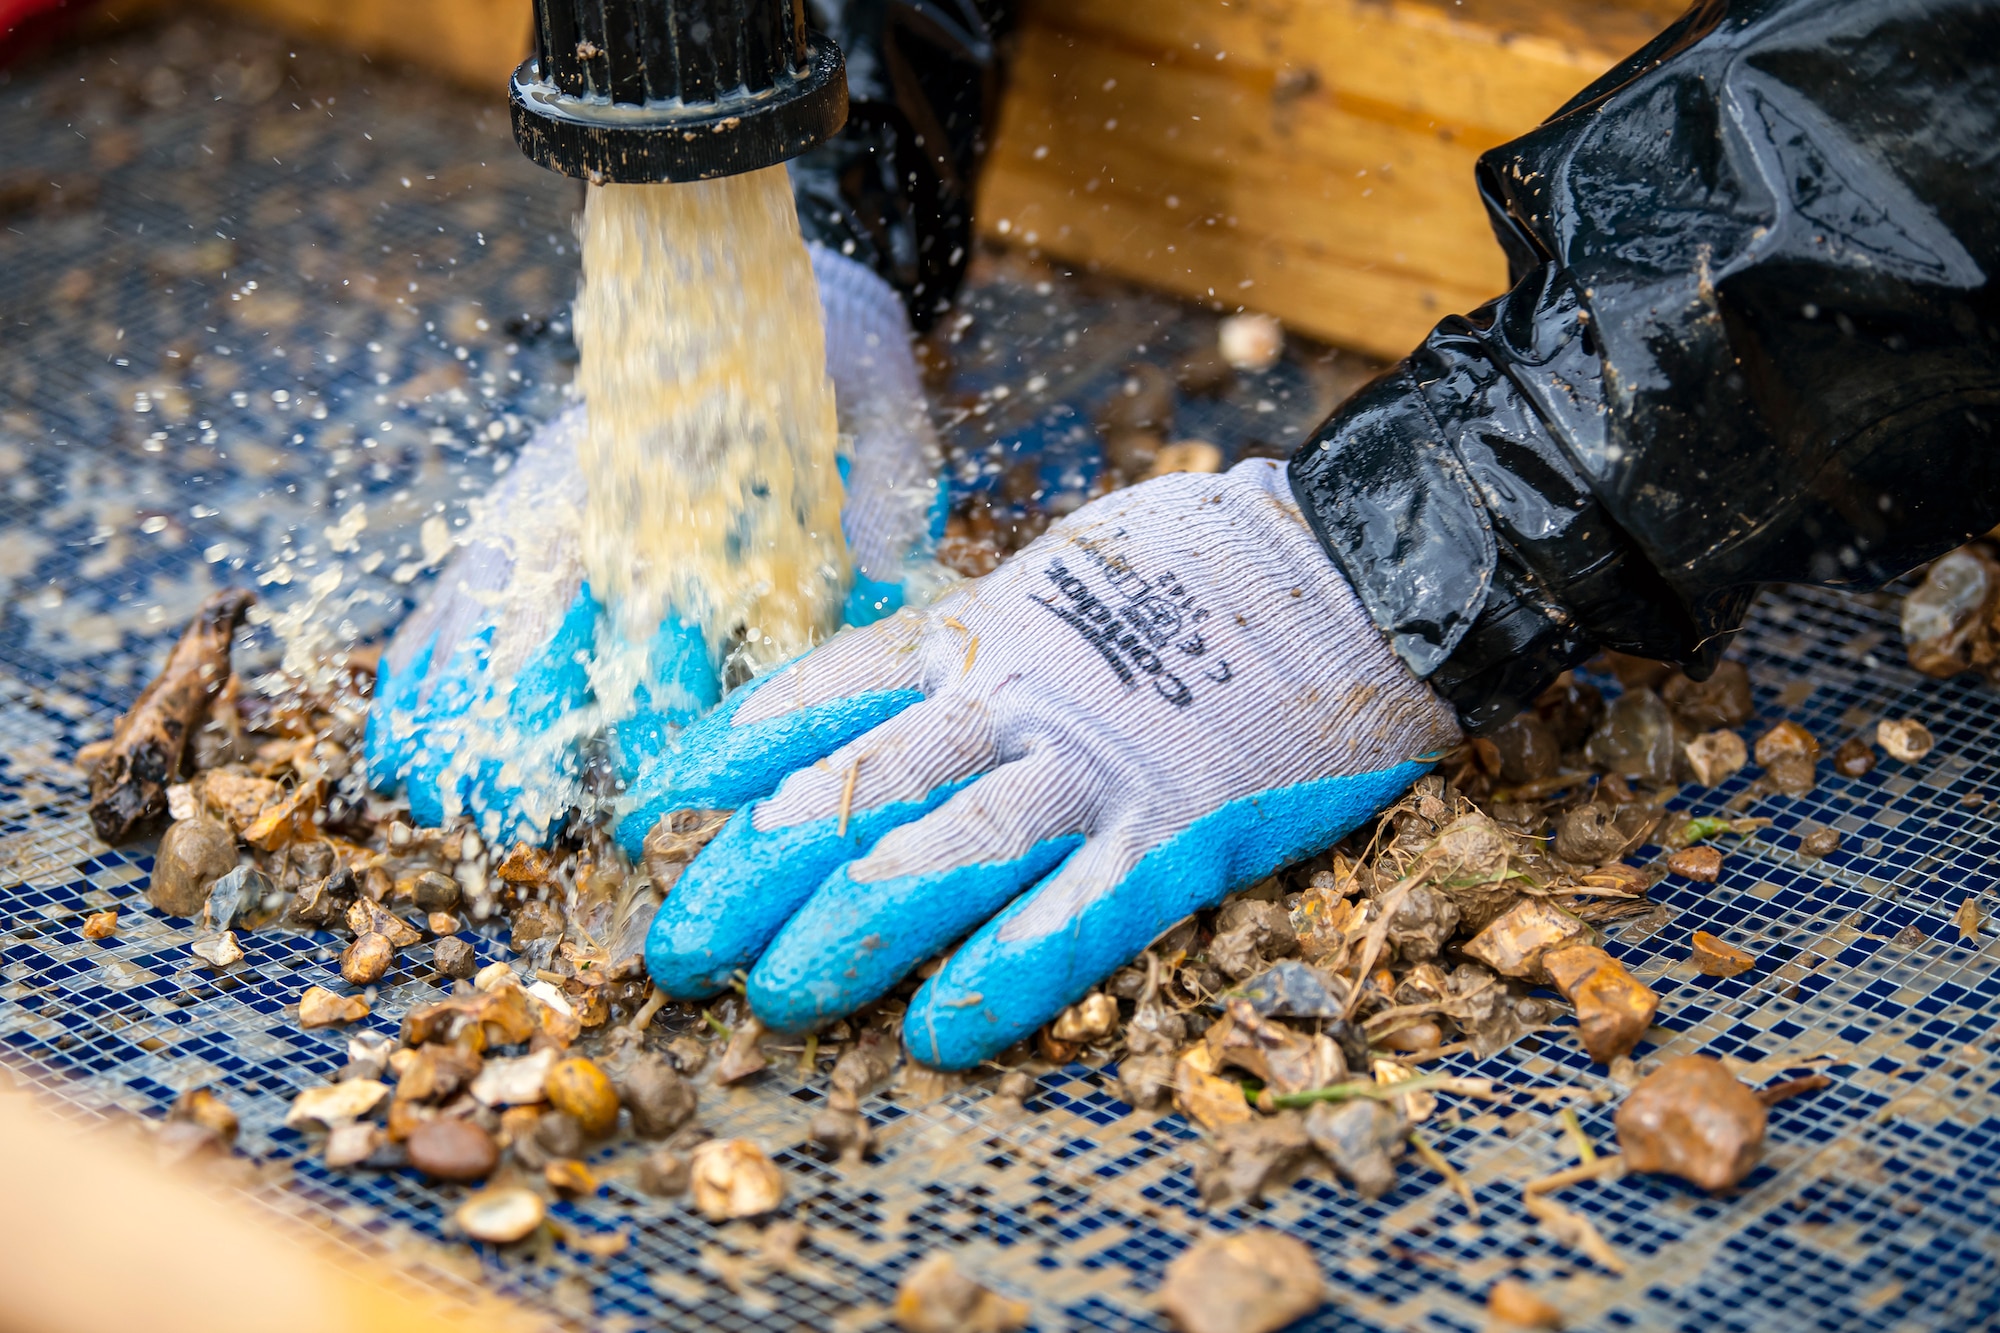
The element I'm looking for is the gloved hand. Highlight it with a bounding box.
[364,247,946,845]
[622,458,1462,1068]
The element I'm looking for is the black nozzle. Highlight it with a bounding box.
[510,0,847,184]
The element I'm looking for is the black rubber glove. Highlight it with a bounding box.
[1289,0,2000,729]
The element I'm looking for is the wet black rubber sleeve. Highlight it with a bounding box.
[1289,0,2000,729]
[790,0,1014,329]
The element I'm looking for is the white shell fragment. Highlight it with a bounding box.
[469,1048,556,1107]
[456,1187,546,1245]
[190,931,243,969]
[1876,717,1935,763]
[284,1079,389,1130]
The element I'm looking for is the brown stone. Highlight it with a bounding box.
[492,843,557,886]
[340,932,394,986]
[168,1087,239,1145]
[1799,827,1842,859]
[412,869,461,912]
[893,1253,1030,1333]
[1158,1231,1325,1333]
[405,1117,499,1182]
[346,898,422,948]
[148,818,238,918]
[396,1045,482,1104]
[1488,1278,1564,1329]
[544,1158,597,1196]
[1662,660,1753,731]
[1615,1055,1766,1192]
[433,936,477,979]
[1667,845,1723,882]
[298,985,370,1029]
[81,909,118,940]
[1833,736,1877,777]
[636,1148,690,1197]
[509,898,562,951]
[619,1053,696,1139]
[1544,944,1658,1063]
[1754,720,1819,766]
[1690,931,1756,978]
[1463,898,1591,982]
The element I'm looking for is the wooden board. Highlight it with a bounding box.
[201,0,532,92]
[192,0,1684,357]
[977,0,1686,357]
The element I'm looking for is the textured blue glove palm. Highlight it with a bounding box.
[620,460,1462,1068]
[364,248,943,845]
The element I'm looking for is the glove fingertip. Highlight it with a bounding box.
[749,833,1083,1035]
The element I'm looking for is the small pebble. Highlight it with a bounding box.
[1615,1055,1766,1192]
[341,932,394,985]
[1159,1230,1325,1333]
[544,1157,597,1196]
[689,1138,786,1220]
[455,1186,545,1244]
[636,1148,690,1197]
[1683,730,1747,786]
[1876,717,1935,763]
[433,936,478,979]
[1833,736,1877,777]
[1488,1278,1564,1329]
[1144,440,1224,479]
[413,869,462,912]
[323,1121,382,1169]
[1543,945,1658,1064]
[191,931,243,968]
[427,910,462,936]
[1666,846,1723,882]
[148,817,237,918]
[298,984,370,1028]
[469,1048,555,1107]
[81,909,118,940]
[667,1034,708,1074]
[1690,930,1756,978]
[535,1109,586,1159]
[1050,992,1119,1043]
[620,1054,696,1139]
[406,1117,499,1181]
[285,1079,389,1130]
[545,1056,621,1137]
[169,1087,238,1144]
[1799,827,1842,859]
[893,1252,1030,1333]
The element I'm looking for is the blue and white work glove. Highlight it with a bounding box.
[364,247,946,845]
[622,458,1463,1068]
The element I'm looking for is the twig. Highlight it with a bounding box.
[1269,1072,1455,1109]
[1522,1155,1629,1273]
[1340,876,1415,1020]
[799,1032,819,1081]
[627,986,669,1034]
[1409,1130,1480,1220]
[1561,1106,1597,1163]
